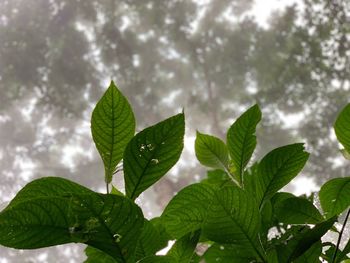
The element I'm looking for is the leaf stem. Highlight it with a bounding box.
[332,208,350,263]
[106,183,110,194]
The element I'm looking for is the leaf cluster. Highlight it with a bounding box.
[0,82,349,262]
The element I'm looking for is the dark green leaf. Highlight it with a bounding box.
[91,81,135,183]
[319,177,350,218]
[254,143,309,207]
[137,256,175,263]
[0,177,144,263]
[293,241,322,263]
[334,103,350,153]
[195,131,229,170]
[161,183,216,239]
[84,246,118,263]
[124,113,185,200]
[203,243,256,263]
[167,230,200,263]
[202,186,264,260]
[135,219,167,261]
[277,217,336,262]
[227,104,261,183]
[274,197,323,224]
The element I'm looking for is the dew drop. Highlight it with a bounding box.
[147,143,155,151]
[68,227,76,234]
[139,144,146,152]
[113,233,122,242]
[220,245,225,250]
[151,158,159,164]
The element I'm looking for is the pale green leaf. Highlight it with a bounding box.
[91,81,135,183]
[195,131,229,170]
[254,143,309,207]
[124,113,184,200]
[319,177,350,218]
[227,104,261,183]
[0,177,144,263]
[161,183,216,239]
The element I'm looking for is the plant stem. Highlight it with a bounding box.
[332,208,350,263]
[106,183,110,194]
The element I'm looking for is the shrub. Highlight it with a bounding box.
[0,82,349,262]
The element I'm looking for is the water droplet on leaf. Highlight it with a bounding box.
[151,158,159,164]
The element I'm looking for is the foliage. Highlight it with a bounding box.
[0,82,350,262]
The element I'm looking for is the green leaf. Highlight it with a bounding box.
[195,131,229,170]
[111,185,124,196]
[293,241,322,263]
[254,143,309,207]
[276,217,336,262]
[0,177,144,263]
[84,246,118,263]
[202,243,256,263]
[337,237,350,263]
[124,113,185,200]
[227,104,261,183]
[161,183,216,239]
[274,197,323,224]
[319,177,350,218]
[201,169,231,185]
[138,256,175,263]
[167,230,200,263]
[91,81,135,184]
[135,219,167,261]
[334,103,350,153]
[202,186,264,260]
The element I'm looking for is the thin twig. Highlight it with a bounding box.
[332,208,350,263]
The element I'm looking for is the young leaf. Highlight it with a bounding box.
[227,104,261,183]
[274,197,323,224]
[0,177,144,263]
[124,113,185,200]
[167,230,200,262]
[334,103,350,153]
[254,143,309,207]
[202,186,264,261]
[84,246,118,263]
[91,81,135,184]
[161,183,216,239]
[202,243,256,263]
[319,177,350,218]
[195,131,229,170]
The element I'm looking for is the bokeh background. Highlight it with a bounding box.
[0,0,349,262]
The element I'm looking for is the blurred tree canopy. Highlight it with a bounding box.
[0,0,349,261]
